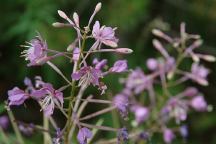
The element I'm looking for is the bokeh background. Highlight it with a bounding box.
[0,0,216,143]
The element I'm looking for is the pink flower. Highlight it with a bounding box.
[71,66,102,86]
[110,60,128,73]
[190,96,207,111]
[92,21,118,47]
[8,87,29,106]
[31,83,63,117]
[163,129,175,144]
[21,34,48,66]
[77,127,92,144]
[187,63,209,86]
[113,93,129,118]
[133,106,149,124]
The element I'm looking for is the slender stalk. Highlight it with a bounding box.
[0,127,10,144]
[43,115,51,144]
[7,108,24,144]
[79,106,116,121]
[47,61,72,85]
[79,122,118,132]
[64,32,87,144]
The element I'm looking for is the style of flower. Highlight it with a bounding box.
[190,95,207,111]
[77,127,92,144]
[8,87,29,106]
[109,60,128,73]
[112,93,129,118]
[163,129,175,144]
[31,83,63,117]
[21,34,48,66]
[71,66,102,86]
[92,21,118,47]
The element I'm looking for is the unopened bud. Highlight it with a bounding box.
[152,29,164,37]
[58,10,68,19]
[202,55,216,62]
[115,48,133,54]
[73,12,79,26]
[52,22,65,27]
[95,2,102,13]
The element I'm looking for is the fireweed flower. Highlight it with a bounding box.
[8,87,29,106]
[131,106,149,124]
[162,98,188,123]
[0,115,9,130]
[179,125,188,139]
[72,66,102,86]
[21,34,48,66]
[92,21,118,47]
[31,83,63,116]
[113,93,129,118]
[190,95,207,111]
[126,68,153,94]
[93,59,107,70]
[188,63,209,86]
[163,128,175,144]
[109,60,128,73]
[77,127,92,144]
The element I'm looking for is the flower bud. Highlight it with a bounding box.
[115,48,133,54]
[94,2,102,13]
[147,58,158,71]
[52,22,65,28]
[183,87,198,97]
[202,55,216,62]
[152,29,164,37]
[73,12,79,26]
[57,10,68,19]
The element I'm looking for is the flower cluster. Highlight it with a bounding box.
[3,2,214,144]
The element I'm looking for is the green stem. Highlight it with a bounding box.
[0,127,10,144]
[7,109,25,144]
[43,115,51,144]
[64,33,87,144]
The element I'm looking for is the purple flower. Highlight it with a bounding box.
[126,68,153,94]
[19,123,34,136]
[163,129,175,144]
[77,127,92,144]
[94,59,107,70]
[21,34,48,66]
[179,125,188,138]
[132,106,149,124]
[117,128,129,144]
[73,47,80,62]
[8,87,29,106]
[31,83,63,116]
[71,66,102,86]
[146,58,158,71]
[92,21,118,47]
[190,96,207,111]
[113,93,129,118]
[183,87,198,97]
[163,98,188,123]
[0,115,9,130]
[188,63,209,86]
[110,60,128,73]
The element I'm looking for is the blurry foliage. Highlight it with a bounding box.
[0,0,216,143]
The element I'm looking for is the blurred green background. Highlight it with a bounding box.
[0,0,216,143]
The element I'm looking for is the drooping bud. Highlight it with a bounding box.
[153,39,169,58]
[201,55,216,62]
[115,48,133,54]
[52,22,66,28]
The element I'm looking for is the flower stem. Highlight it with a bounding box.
[64,32,87,144]
[7,108,25,144]
[43,115,51,144]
